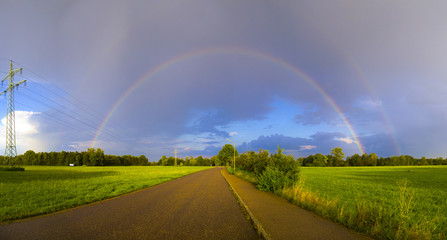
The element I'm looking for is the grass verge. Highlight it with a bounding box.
[0,166,211,222]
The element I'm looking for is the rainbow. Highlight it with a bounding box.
[344,53,401,155]
[92,46,365,154]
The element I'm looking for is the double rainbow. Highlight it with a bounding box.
[92,46,367,154]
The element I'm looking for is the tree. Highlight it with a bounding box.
[348,153,361,166]
[210,156,219,166]
[139,155,148,166]
[303,154,315,166]
[361,153,370,166]
[331,148,345,163]
[87,148,105,166]
[23,150,37,165]
[369,153,378,166]
[160,155,168,166]
[217,144,239,167]
[313,153,327,167]
[196,156,205,166]
[189,156,197,166]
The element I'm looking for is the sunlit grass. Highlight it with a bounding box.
[289,166,447,239]
[0,166,211,222]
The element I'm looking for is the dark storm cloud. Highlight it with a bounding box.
[2,0,447,158]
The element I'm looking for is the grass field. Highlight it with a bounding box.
[0,166,211,222]
[280,166,447,239]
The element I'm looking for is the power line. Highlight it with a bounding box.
[1,59,123,131]
[0,59,135,149]
[18,75,127,139]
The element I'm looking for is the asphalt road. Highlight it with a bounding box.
[0,168,260,240]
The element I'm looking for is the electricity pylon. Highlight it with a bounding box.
[1,60,26,166]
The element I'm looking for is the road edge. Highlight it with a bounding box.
[220,168,272,240]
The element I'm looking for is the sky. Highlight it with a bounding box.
[1,0,447,161]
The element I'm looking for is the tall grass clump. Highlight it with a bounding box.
[283,167,446,240]
[279,177,444,239]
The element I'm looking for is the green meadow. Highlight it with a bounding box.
[0,166,211,222]
[282,166,447,239]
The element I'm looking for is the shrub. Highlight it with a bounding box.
[236,146,301,193]
[253,149,273,177]
[257,166,285,193]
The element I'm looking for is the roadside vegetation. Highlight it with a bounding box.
[226,146,446,240]
[0,166,210,222]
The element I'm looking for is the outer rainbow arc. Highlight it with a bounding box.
[344,53,401,155]
[92,46,365,154]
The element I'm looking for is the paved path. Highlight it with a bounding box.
[0,168,259,240]
[221,169,372,240]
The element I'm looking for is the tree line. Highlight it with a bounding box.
[1,145,446,167]
[0,148,149,166]
[156,155,218,166]
[222,145,447,168]
[0,148,218,167]
[300,151,447,167]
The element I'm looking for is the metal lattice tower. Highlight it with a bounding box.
[1,60,26,166]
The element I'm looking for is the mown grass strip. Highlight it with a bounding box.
[0,166,211,222]
[0,167,24,171]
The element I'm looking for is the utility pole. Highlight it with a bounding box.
[1,61,26,166]
[225,138,236,171]
[174,148,178,166]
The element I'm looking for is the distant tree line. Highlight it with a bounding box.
[0,148,149,166]
[232,147,447,167]
[155,155,219,166]
[299,152,447,167]
[2,146,446,167]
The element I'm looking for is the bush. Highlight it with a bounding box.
[257,166,285,193]
[253,149,273,177]
[236,146,301,193]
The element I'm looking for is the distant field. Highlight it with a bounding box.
[297,166,447,239]
[0,166,211,222]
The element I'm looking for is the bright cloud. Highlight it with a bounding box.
[337,137,354,144]
[299,145,317,151]
[1,111,40,135]
[0,111,44,153]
